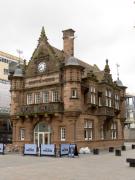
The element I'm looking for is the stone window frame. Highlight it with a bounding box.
[51,90,59,102]
[42,91,49,103]
[84,120,93,141]
[71,88,78,99]
[89,86,96,104]
[114,94,119,110]
[20,128,25,141]
[35,92,41,104]
[98,92,102,107]
[105,89,112,107]
[111,122,117,139]
[60,127,66,141]
[26,93,33,105]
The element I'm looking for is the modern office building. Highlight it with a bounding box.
[0,81,12,143]
[0,51,23,143]
[124,93,135,141]
[9,27,126,150]
[0,51,23,81]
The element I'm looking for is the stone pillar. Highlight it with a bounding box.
[25,116,33,143]
[67,118,77,143]
[12,119,17,143]
[93,118,99,140]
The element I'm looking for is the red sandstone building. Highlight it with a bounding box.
[9,27,126,150]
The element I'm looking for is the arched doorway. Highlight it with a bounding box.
[34,122,51,147]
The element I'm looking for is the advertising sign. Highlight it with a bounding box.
[24,144,37,155]
[0,144,4,154]
[68,144,75,157]
[40,144,55,156]
[60,144,70,155]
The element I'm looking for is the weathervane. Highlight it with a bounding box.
[16,49,23,64]
[116,63,120,80]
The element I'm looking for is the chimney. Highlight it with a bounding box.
[62,29,75,57]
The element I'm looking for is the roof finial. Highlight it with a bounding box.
[16,49,23,65]
[104,59,110,73]
[39,26,48,42]
[116,63,120,80]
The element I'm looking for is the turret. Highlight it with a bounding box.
[63,56,84,114]
[9,64,24,115]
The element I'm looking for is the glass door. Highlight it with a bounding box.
[37,132,50,147]
[34,122,51,147]
[44,133,50,144]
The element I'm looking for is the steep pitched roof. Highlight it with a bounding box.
[25,27,103,79]
[25,27,65,77]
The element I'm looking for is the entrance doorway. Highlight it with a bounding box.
[38,132,50,146]
[34,122,51,147]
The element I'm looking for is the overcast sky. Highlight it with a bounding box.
[0,0,135,93]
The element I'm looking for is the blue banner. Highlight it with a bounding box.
[24,144,37,155]
[0,144,4,153]
[40,144,55,156]
[69,144,75,157]
[60,144,70,155]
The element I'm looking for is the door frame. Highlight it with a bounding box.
[35,132,51,147]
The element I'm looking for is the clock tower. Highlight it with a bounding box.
[25,27,64,77]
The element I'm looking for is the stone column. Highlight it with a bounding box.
[68,118,77,143]
[12,119,17,143]
[25,116,33,143]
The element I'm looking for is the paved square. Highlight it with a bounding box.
[0,143,135,180]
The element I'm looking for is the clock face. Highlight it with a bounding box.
[38,62,46,72]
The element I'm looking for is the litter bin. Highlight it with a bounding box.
[109,147,114,152]
[93,149,99,155]
[115,149,121,156]
[121,145,126,151]
[132,144,135,149]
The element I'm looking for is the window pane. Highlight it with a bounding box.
[60,127,66,141]
[43,91,49,103]
[71,89,77,98]
[35,92,40,104]
[90,86,96,104]
[52,91,59,102]
[20,128,25,141]
[84,120,93,140]
[27,93,33,104]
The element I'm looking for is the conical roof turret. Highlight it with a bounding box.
[13,64,23,77]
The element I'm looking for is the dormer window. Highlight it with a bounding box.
[105,89,112,107]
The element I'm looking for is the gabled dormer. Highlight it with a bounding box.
[25,27,64,77]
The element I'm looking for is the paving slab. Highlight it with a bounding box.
[0,143,135,180]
